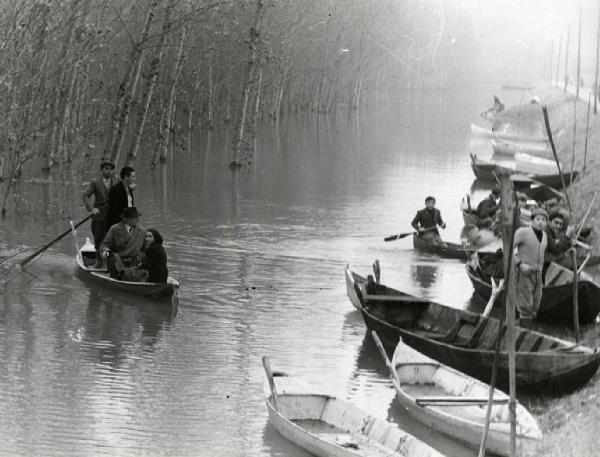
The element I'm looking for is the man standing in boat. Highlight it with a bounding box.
[510,207,548,327]
[106,166,136,230]
[82,160,118,268]
[411,196,446,245]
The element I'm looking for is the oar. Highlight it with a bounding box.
[384,226,438,242]
[19,213,94,268]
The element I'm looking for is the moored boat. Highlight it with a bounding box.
[491,139,551,158]
[76,236,179,302]
[262,357,444,457]
[345,265,600,394]
[412,234,474,260]
[375,334,541,457]
[471,123,548,143]
[466,261,600,324]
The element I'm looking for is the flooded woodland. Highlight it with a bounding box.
[1,1,600,457]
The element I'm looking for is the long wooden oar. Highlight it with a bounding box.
[384,226,438,242]
[19,213,94,267]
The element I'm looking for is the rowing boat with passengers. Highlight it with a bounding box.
[466,259,600,324]
[412,234,476,260]
[75,235,179,303]
[345,265,600,394]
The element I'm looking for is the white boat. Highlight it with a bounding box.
[514,152,559,175]
[262,357,444,457]
[378,336,542,457]
[471,123,548,144]
[491,139,551,157]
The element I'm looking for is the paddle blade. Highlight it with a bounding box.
[384,231,414,242]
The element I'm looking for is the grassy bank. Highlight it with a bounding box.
[495,88,600,456]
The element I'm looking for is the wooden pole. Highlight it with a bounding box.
[542,105,572,212]
[571,249,580,342]
[564,24,570,92]
[592,2,600,114]
[576,7,582,100]
[557,34,563,85]
[584,92,592,172]
[500,171,517,457]
[478,169,518,457]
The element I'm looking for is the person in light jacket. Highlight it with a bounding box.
[509,207,548,327]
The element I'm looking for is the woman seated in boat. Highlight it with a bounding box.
[122,229,169,283]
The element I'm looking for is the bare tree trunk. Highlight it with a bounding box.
[207,60,214,129]
[105,2,157,163]
[231,0,265,167]
[126,0,174,166]
[159,27,186,164]
[109,3,158,165]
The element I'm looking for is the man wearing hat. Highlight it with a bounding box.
[100,207,145,280]
[82,160,118,268]
[510,207,548,327]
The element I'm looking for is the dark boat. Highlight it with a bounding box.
[531,170,579,189]
[76,237,179,303]
[466,262,600,324]
[412,234,474,260]
[345,266,600,394]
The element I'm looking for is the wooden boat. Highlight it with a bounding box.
[379,336,541,456]
[514,153,558,175]
[491,139,550,158]
[462,209,479,226]
[412,234,474,260]
[466,261,600,324]
[470,123,548,144]
[470,153,515,182]
[262,358,444,457]
[530,170,579,188]
[345,266,600,394]
[76,236,179,302]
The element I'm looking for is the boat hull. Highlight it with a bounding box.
[76,252,178,301]
[412,234,470,260]
[391,343,541,457]
[346,267,600,394]
[466,264,600,324]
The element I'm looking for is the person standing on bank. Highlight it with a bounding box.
[411,196,447,245]
[82,161,118,268]
[100,207,145,280]
[510,207,548,327]
[106,166,136,230]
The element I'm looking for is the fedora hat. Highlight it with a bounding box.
[122,207,141,219]
[100,160,116,169]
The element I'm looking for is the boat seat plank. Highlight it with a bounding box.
[416,396,509,406]
[364,293,431,303]
[514,331,528,351]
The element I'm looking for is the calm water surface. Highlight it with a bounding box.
[0,88,576,456]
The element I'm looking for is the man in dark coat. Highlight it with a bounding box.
[106,166,136,230]
[411,196,446,245]
[82,161,118,267]
[477,187,500,220]
[544,212,576,274]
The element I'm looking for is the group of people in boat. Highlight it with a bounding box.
[411,190,582,327]
[82,161,168,283]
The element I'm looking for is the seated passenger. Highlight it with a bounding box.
[122,228,168,283]
[100,207,145,280]
[544,213,576,275]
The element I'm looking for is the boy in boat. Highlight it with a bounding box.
[476,186,500,223]
[509,207,548,327]
[100,207,145,280]
[82,161,118,268]
[544,213,576,274]
[411,196,446,245]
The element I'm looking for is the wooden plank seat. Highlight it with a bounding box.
[415,396,509,406]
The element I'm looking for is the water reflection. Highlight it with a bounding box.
[411,262,440,290]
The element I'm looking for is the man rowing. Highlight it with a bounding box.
[411,196,446,245]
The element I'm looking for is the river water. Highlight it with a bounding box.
[0,87,575,457]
